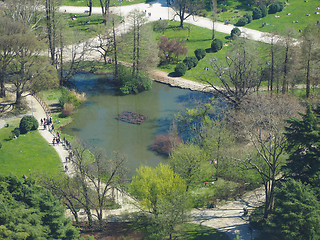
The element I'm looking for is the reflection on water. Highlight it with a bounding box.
[63,73,213,177]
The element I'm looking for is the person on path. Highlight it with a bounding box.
[40,119,43,126]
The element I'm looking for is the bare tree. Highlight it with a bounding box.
[3,0,43,30]
[87,0,93,16]
[99,0,111,25]
[232,95,302,218]
[300,24,320,98]
[171,0,204,28]
[204,38,261,108]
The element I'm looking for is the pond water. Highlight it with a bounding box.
[63,73,213,177]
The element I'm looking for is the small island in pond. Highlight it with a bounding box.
[116,111,147,125]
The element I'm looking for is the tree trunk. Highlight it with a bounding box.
[112,18,118,83]
[282,43,289,94]
[15,89,22,106]
[306,52,311,98]
[88,0,92,16]
[0,77,5,98]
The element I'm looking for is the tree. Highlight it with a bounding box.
[300,24,320,98]
[267,179,320,240]
[8,30,58,105]
[205,39,261,108]
[258,5,267,18]
[211,0,217,40]
[158,36,188,63]
[0,17,23,98]
[130,164,190,239]
[0,175,79,239]
[171,0,204,28]
[87,0,93,16]
[283,103,320,185]
[168,143,207,191]
[252,7,262,19]
[99,0,111,25]
[234,95,300,218]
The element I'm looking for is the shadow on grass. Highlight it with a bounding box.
[176,223,229,240]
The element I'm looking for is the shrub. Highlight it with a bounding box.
[11,128,20,138]
[151,134,183,156]
[235,17,248,26]
[59,87,84,109]
[0,142,2,149]
[231,27,241,39]
[211,39,223,52]
[175,62,188,76]
[259,5,268,17]
[19,115,38,134]
[153,20,168,34]
[158,36,188,63]
[183,56,198,69]
[268,1,284,14]
[62,103,74,117]
[243,13,252,23]
[252,7,262,19]
[194,48,206,60]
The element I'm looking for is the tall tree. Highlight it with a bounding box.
[87,0,93,16]
[8,29,58,105]
[234,95,300,218]
[99,0,111,25]
[0,17,23,98]
[300,25,320,98]
[283,103,320,185]
[205,38,261,108]
[211,0,217,40]
[267,179,320,240]
[171,0,204,28]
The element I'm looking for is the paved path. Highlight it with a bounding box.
[25,95,138,220]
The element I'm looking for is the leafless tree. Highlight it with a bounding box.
[204,38,261,108]
[231,95,302,218]
[171,0,204,28]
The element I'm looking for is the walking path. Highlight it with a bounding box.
[24,94,138,220]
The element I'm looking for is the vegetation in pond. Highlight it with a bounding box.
[116,111,148,125]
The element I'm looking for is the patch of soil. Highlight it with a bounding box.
[116,111,147,125]
[79,222,144,240]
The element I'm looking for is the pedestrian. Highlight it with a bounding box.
[205,182,207,186]
[52,138,55,145]
[40,119,43,125]
[65,165,68,171]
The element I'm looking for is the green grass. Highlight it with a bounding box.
[0,120,62,177]
[175,223,229,240]
[61,0,146,7]
[229,0,320,34]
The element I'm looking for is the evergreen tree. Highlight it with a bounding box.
[284,103,320,184]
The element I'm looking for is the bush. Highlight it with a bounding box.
[194,48,206,60]
[235,17,248,26]
[243,13,252,23]
[62,103,74,117]
[268,1,284,14]
[0,142,2,149]
[175,62,188,76]
[151,134,183,156]
[59,87,84,109]
[231,27,241,39]
[252,7,262,19]
[19,115,38,134]
[211,39,223,52]
[11,128,20,138]
[153,20,168,33]
[259,5,268,17]
[183,56,198,70]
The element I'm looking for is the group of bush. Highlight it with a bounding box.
[9,115,39,140]
[175,48,206,76]
[236,1,284,26]
[59,87,85,117]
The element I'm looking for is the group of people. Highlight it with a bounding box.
[40,117,54,131]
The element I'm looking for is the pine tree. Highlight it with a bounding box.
[284,103,320,184]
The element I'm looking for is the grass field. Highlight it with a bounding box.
[0,119,62,178]
[246,0,320,34]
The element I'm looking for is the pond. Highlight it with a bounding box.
[62,73,214,177]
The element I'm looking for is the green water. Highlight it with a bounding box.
[63,73,211,177]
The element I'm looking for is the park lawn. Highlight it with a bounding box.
[154,21,269,86]
[61,0,146,7]
[0,120,62,178]
[244,0,320,34]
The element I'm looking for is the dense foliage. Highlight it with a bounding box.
[252,7,262,20]
[268,1,284,14]
[235,17,248,26]
[211,39,223,52]
[0,175,79,240]
[183,56,198,70]
[231,28,241,39]
[117,65,152,95]
[194,48,206,60]
[175,62,188,76]
[19,115,38,134]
